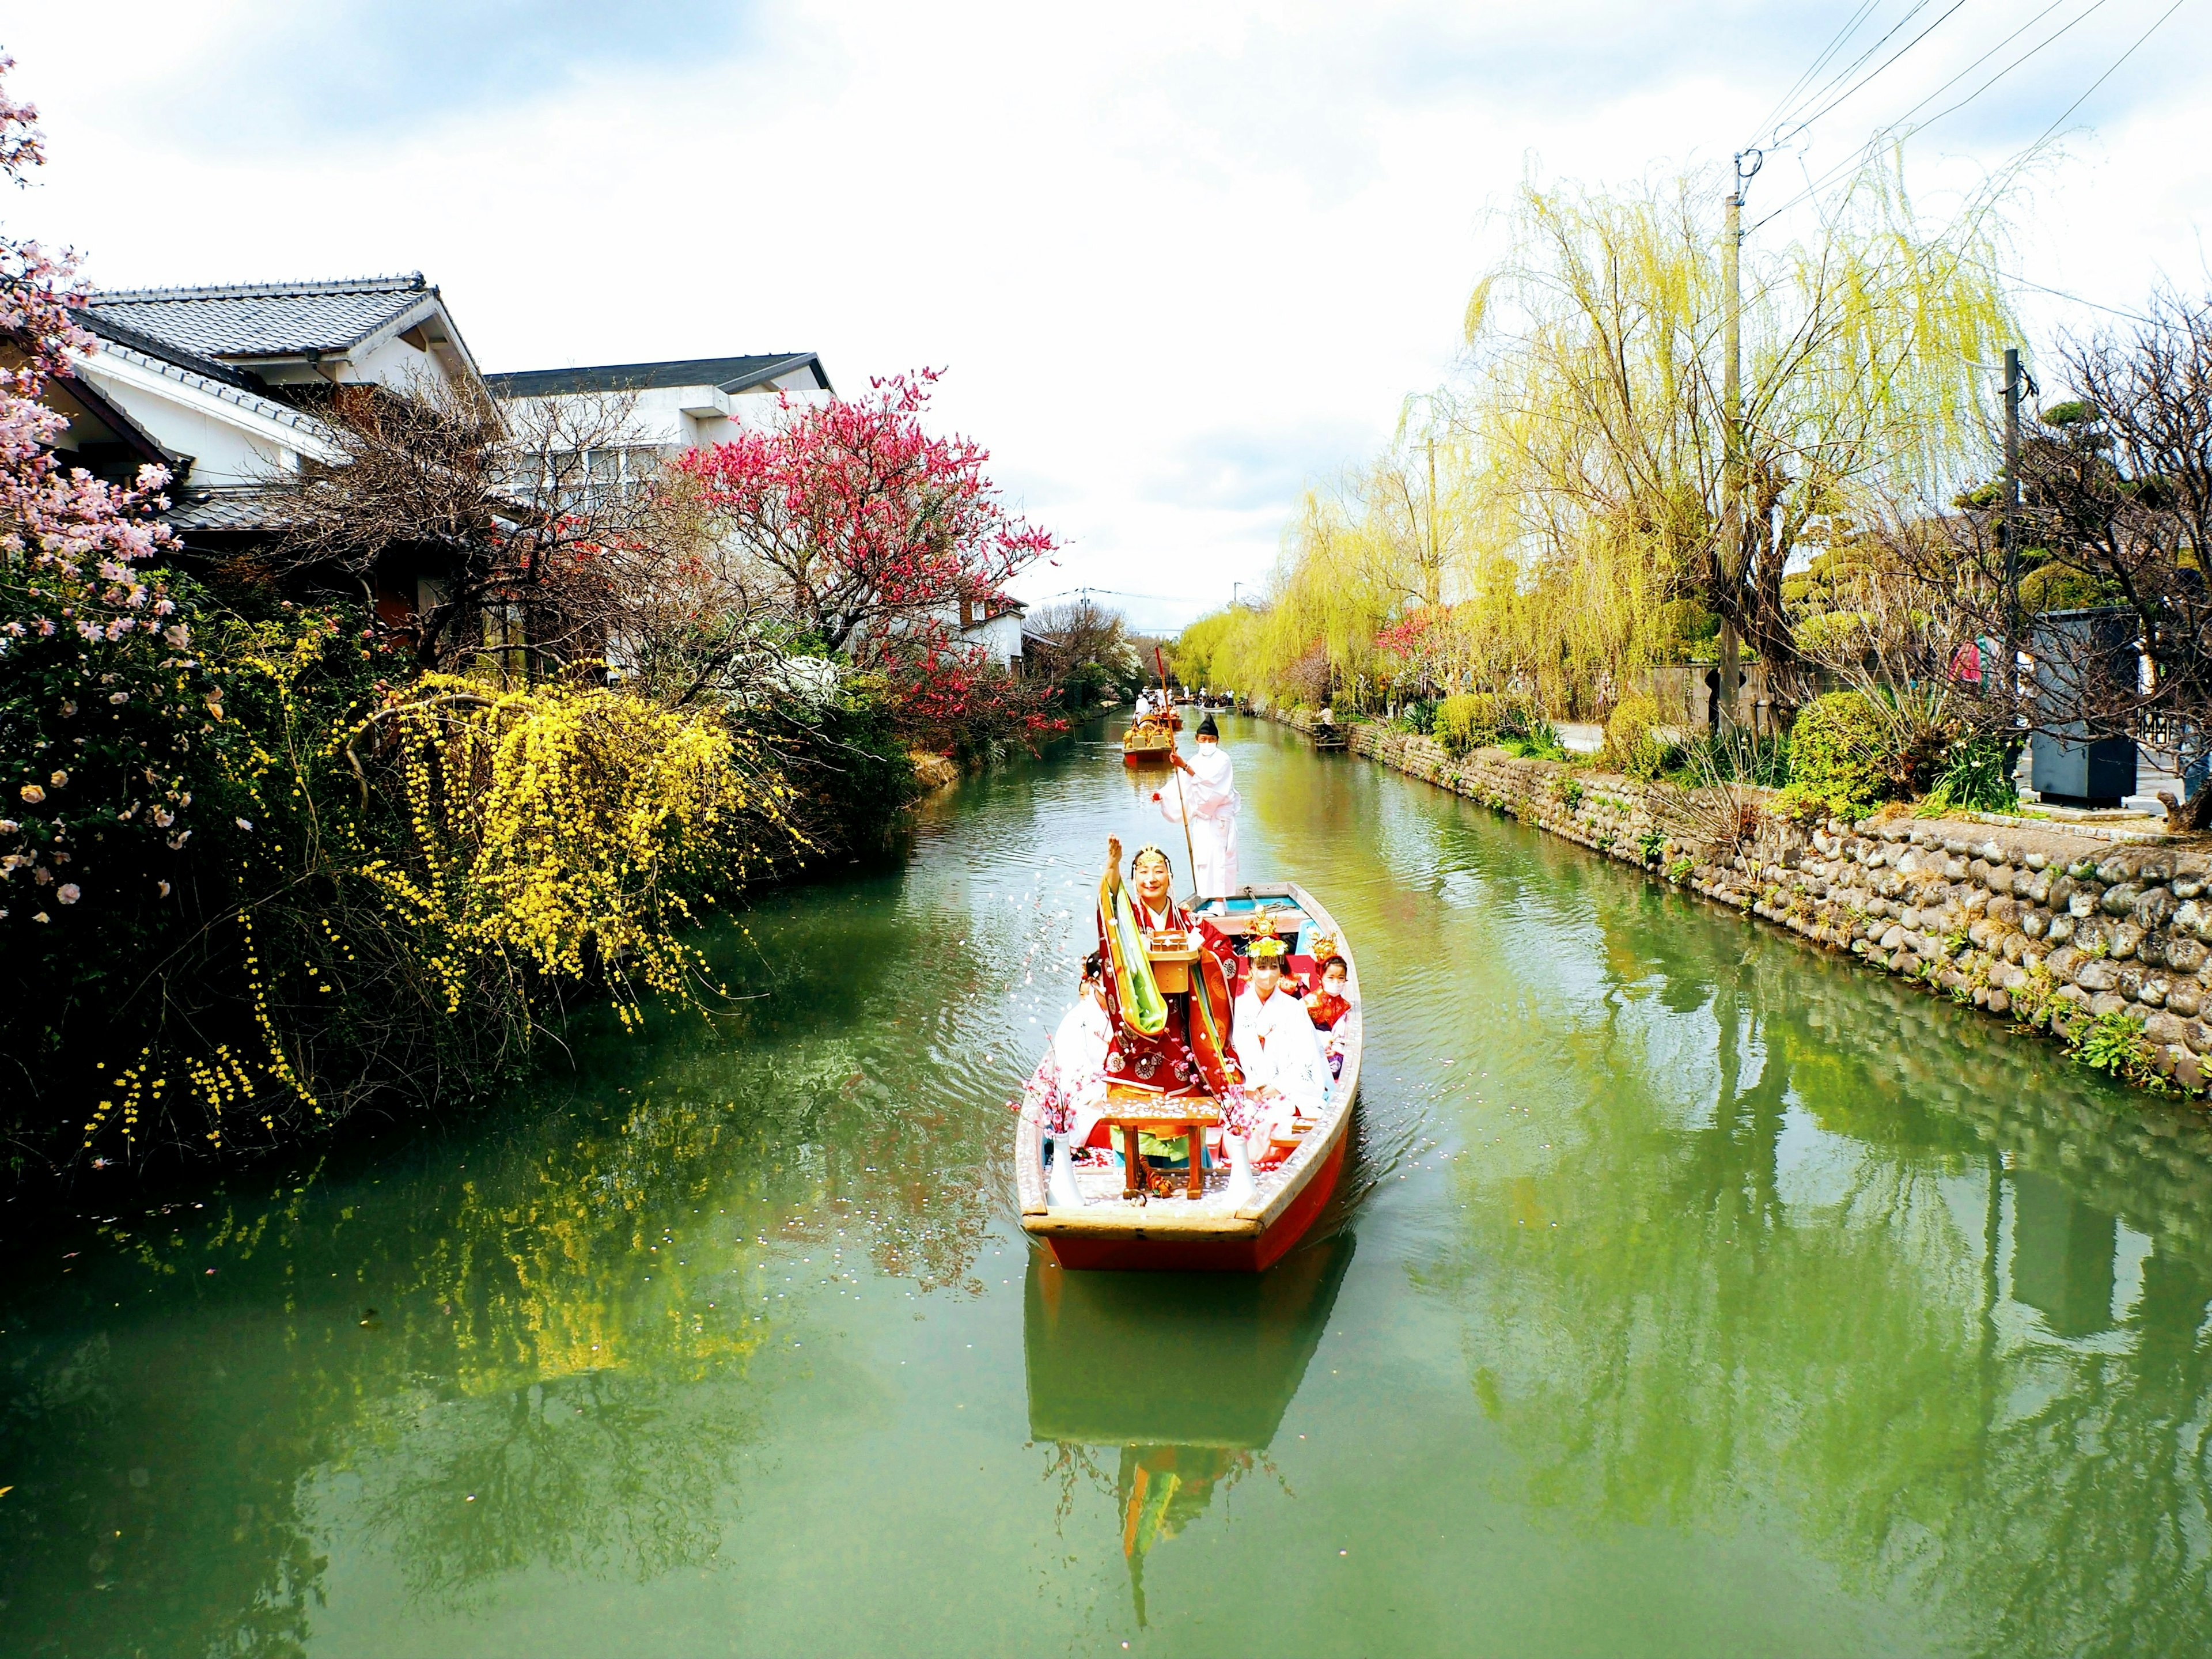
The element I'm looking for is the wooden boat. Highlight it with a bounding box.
[1017,883,1361,1272]
[1122,715,1176,764]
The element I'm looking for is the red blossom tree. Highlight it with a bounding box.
[677,369,1065,751]
[677,369,1055,662]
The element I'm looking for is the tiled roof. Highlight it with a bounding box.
[85,274,435,361]
[70,306,258,389]
[77,327,345,445]
[163,487,289,533]
[484,353,832,399]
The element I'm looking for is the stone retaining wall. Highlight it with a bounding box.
[1284,711,2212,1099]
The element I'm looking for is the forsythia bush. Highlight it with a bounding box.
[356,678,806,1029]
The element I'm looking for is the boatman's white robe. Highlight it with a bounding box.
[1229,984,1329,1138]
[1157,745,1240,898]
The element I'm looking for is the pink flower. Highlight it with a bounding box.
[56,882,78,904]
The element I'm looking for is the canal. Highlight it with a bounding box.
[5,716,2211,1657]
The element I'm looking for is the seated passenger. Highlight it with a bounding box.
[1230,937,1330,1141]
[1050,950,1114,1150]
[1304,955,1356,1079]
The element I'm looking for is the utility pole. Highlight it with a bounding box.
[1717,150,1759,734]
[1425,436,1440,609]
[2002,346,2022,722]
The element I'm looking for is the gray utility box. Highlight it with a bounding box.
[2029,607,2139,806]
[2029,730,2137,803]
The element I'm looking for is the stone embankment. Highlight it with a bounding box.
[1285,711,2212,1096]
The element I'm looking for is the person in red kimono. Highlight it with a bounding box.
[1094,837,1240,1104]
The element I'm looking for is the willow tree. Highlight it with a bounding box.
[1455,150,2019,711]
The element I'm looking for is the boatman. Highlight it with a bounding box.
[1152,715,1240,898]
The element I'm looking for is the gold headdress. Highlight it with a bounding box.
[1131,844,1173,872]
[1247,935,1287,960]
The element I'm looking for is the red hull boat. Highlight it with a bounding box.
[1017,882,1361,1272]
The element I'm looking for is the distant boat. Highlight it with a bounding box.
[1017,882,1361,1271]
[1122,715,1176,764]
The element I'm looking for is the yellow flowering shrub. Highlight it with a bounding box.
[353,676,805,1027]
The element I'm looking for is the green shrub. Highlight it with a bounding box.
[1603,692,1666,778]
[1396,697,1438,736]
[1919,733,2020,816]
[2069,1007,2162,1088]
[1636,828,1665,863]
[1433,692,1510,757]
[1501,718,1567,761]
[1779,691,1896,819]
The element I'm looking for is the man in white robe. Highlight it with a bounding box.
[1153,716,1240,898]
[1229,940,1328,1143]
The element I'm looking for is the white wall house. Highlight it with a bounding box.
[38,274,494,629]
[484,353,836,493]
[54,274,486,499]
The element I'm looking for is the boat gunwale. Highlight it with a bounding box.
[1016,881,1361,1244]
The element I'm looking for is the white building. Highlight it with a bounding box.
[484,353,835,493]
[54,273,485,495]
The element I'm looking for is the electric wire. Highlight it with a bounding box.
[2023,0,2190,148]
[1747,0,2128,230]
[1901,0,2115,135]
[1763,0,1941,143]
[1772,0,1969,146]
[1983,264,2158,323]
[1746,0,1887,147]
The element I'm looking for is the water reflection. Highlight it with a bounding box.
[1415,828,2212,1659]
[8,721,2212,1655]
[1025,1234,1353,1625]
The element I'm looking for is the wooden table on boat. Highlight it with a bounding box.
[1103,1088,1222,1200]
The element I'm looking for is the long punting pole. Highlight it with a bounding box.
[1158,645,1201,900]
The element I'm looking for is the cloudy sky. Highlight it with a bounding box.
[7,1,2208,629]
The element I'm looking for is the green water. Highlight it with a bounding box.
[6,717,2212,1657]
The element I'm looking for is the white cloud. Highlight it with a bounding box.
[7,0,2207,629]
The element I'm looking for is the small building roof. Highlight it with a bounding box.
[484,353,834,399]
[85,273,444,362]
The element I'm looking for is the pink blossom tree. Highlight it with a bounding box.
[677,369,1065,752]
[1,55,212,925]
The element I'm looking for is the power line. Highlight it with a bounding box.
[2025,0,2190,147]
[1748,0,2118,230]
[1987,265,2158,323]
[1773,0,1967,145]
[1904,0,2115,135]
[1747,0,1888,146]
[1867,0,2074,131]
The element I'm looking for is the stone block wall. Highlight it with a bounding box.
[1283,711,2212,1097]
